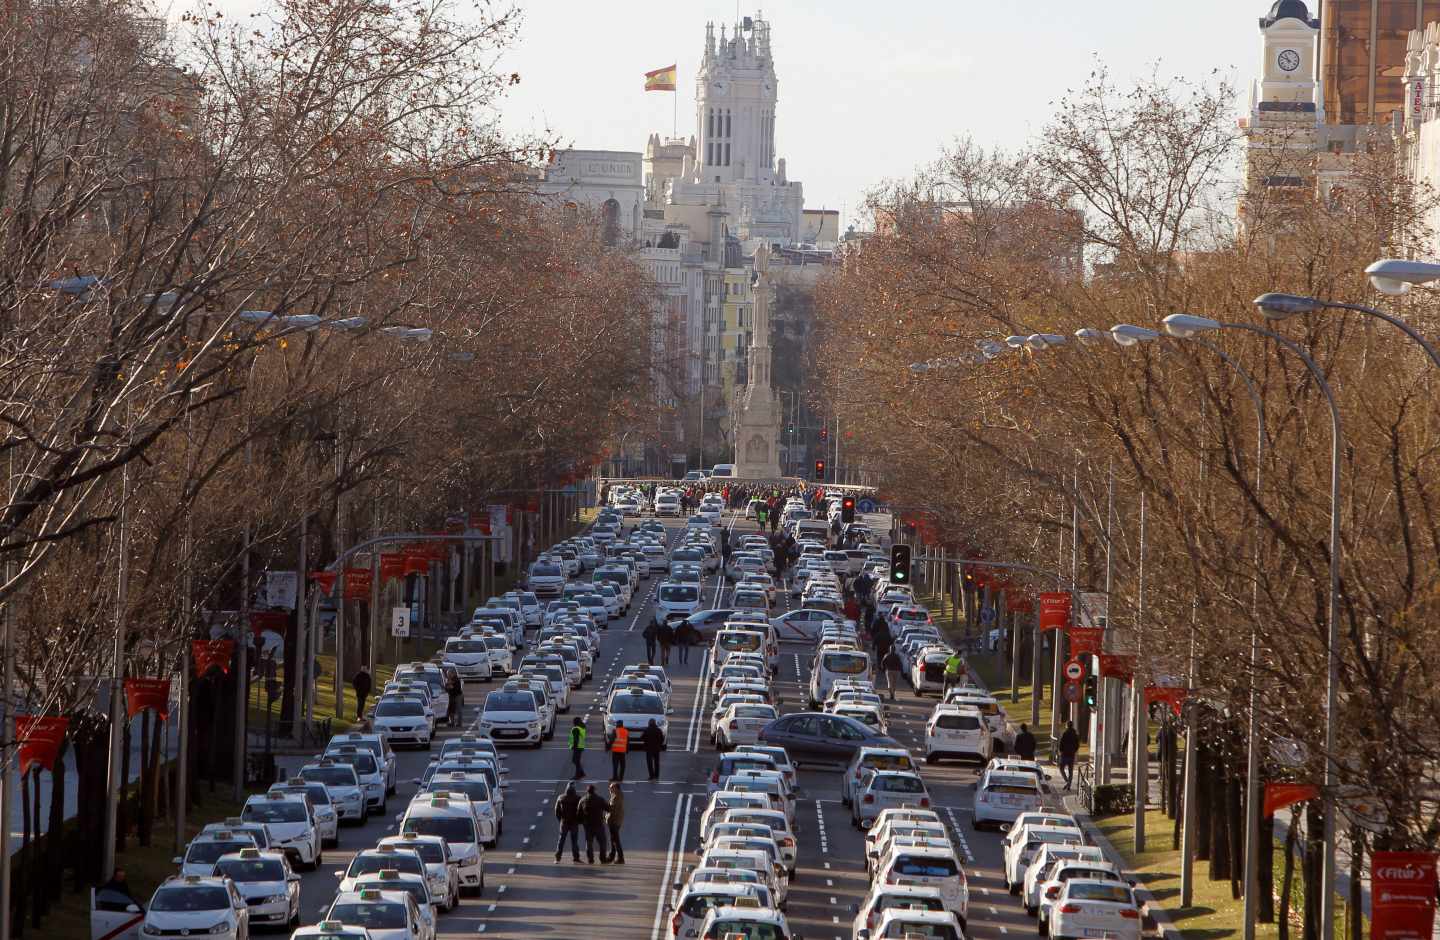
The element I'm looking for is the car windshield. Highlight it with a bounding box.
[707,921,783,940]
[186,841,252,864]
[327,901,408,929]
[661,586,699,602]
[150,886,231,912]
[242,801,307,824]
[301,767,358,787]
[880,922,958,940]
[894,857,959,877]
[375,700,424,717]
[431,779,490,802]
[447,640,488,653]
[531,564,561,577]
[402,815,476,844]
[347,853,424,878]
[214,858,286,882]
[823,652,868,674]
[863,754,914,772]
[484,637,507,649]
[1068,883,1133,903]
[485,692,535,712]
[388,841,445,863]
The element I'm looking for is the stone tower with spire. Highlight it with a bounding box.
[732,244,782,478]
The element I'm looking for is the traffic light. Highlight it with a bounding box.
[787,423,794,434]
[819,426,828,441]
[813,459,826,481]
[841,496,855,523]
[1083,675,1098,708]
[890,544,911,584]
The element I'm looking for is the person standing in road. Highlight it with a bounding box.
[641,718,665,780]
[608,724,629,781]
[881,648,903,701]
[444,670,464,727]
[657,619,675,666]
[578,784,610,864]
[1014,723,1038,761]
[553,782,582,863]
[603,782,626,864]
[568,716,587,780]
[642,621,658,665]
[351,666,372,719]
[674,619,697,665]
[943,652,965,693]
[1059,721,1081,790]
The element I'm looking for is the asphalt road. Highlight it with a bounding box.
[271,510,1047,940]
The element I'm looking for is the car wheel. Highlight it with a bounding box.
[379,796,388,814]
[925,752,938,764]
[531,739,543,749]
[972,817,986,831]
[289,902,301,928]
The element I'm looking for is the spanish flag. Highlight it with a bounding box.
[645,64,677,92]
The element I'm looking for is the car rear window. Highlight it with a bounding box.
[862,753,914,772]
[936,714,981,731]
[1068,883,1133,903]
[823,652,869,674]
[894,856,959,878]
[719,633,761,651]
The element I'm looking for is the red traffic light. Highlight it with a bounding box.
[819,427,828,441]
[813,459,826,480]
[842,496,855,510]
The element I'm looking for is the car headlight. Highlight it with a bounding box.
[141,925,161,936]
[262,894,289,904]
[207,922,232,934]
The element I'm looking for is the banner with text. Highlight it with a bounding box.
[1372,851,1438,940]
[1068,627,1105,656]
[193,639,235,676]
[1144,685,1189,717]
[1262,782,1320,818]
[17,716,69,775]
[124,677,172,721]
[343,568,374,600]
[1039,592,1073,631]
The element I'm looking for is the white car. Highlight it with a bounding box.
[326,732,399,795]
[240,794,321,870]
[604,687,669,747]
[350,872,438,939]
[654,582,702,625]
[925,703,993,764]
[714,703,778,751]
[443,636,496,682]
[212,848,300,930]
[1047,879,1143,940]
[972,769,1043,830]
[526,560,566,598]
[401,794,486,896]
[851,884,949,939]
[298,759,368,825]
[370,696,434,749]
[1036,860,1125,932]
[851,769,931,829]
[337,845,431,896]
[425,778,501,847]
[377,833,460,912]
[289,923,369,940]
[266,780,338,847]
[141,876,249,940]
[1023,844,1108,914]
[864,908,966,940]
[326,888,428,940]
[666,881,768,939]
[872,843,969,925]
[841,747,917,807]
[478,684,544,747]
[174,832,259,877]
[1002,824,1086,893]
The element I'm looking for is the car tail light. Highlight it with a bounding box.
[671,912,683,934]
[885,874,897,884]
[1120,909,1140,919]
[863,794,875,803]
[1059,904,1081,914]
[1045,886,1061,898]
[919,798,930,807]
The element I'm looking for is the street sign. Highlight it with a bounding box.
[980,606,996,626]
[390,607,411,638]
[1062,680,1082,704]
[857,498,876,514]
[1064,658,1085,681]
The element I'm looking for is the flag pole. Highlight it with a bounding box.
[673,86,677,138]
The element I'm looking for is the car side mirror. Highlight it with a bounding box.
[334,871,345,878]
[125,903,142,914]
[855,931,868,940]
[288,874,301,883]
[171,857,182,865]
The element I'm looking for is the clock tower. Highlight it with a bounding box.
[1242,0,1322,226]
[695,17,778,185]
[1257,0,1319,108]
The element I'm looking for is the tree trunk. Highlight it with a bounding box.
[1259,813,1276,922]
[16,767,31,937]
[1209,751,1232,881]
[137,709,152,846]
[1227,765,1244,899]
[30,769,43,928]
[1349,826,1363,940]
[1195,736,1213,862]
[117,715,131,852]
[46,742,67,907]
[1279,815,1298,940]
[1302,801,1322,940]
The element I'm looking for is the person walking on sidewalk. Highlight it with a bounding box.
[1014,723,1038,761]
[568,717,587,780]
[578,784,610,863]
[603,782,626,864]
[553,782,582,863]
[1058,721,1081,790]
[351,666,372,719]
[882,648,903,701]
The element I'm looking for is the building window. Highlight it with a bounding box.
[725,110,731,137]
[707,109,714,137]
[724,143,730,166]
[601,198,620,246]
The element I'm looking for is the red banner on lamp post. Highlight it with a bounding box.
[193,639,235,676]
[379,553,407,583]
[1067,627,1105,655]
[249,610,288,638]
[1372,851,1438,940]
[343,568,373,599]
[124,678,172,721]
[1144,685,1189,717]
[16,716,69,775]
[1262,782,1320,818]
[308,570,337,595]
[1039,592,1073,631]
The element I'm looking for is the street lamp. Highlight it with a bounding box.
[1164,312,1344,938]
[1253,287,1440,369]
[1362,257,1440,295]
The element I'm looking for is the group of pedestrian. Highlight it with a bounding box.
[553,781,626,864]
[569,715,665,782]
[642,619,676,665]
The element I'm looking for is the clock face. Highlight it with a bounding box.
[1277,49,1301,72]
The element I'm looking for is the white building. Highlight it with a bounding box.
[536,149,645,243]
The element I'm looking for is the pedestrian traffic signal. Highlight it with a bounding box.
[841,496,855,523]
[1083,675,1098,708]
[819,426,828,441]
[890,544,911,584]
[787,423,794,434]
[813,459,826,481]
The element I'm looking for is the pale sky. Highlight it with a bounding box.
[496,0,1273,230]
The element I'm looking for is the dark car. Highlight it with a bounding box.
[758,712,901,767]
[684,608,738,641]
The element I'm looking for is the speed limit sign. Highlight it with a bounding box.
[1064,658,1085,681]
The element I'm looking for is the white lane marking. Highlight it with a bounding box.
[814,799,829,854]
[497,885,506,894]
[944,807,976,863]
[684,649,713,752]
[487,903,497,912]
[649,791,692,940]
[506,867,515,875]
[478,925,487,933]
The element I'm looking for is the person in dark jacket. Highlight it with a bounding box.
[1014,723,1038,761]
[882,648,903,700]
[1058,721,1081,789]
[603,782,625,864]
[553,783,582,863]
[577,784,610,863]
[674,619,698,665]
[444,672,464,727]
[640,718,665,780]
[351,667,372,719]
[641,622,658,665]
[656,620,675,665]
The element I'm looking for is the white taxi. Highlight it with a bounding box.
[1048,879,1143,940]
[925,703,994,764]
[972,768,1043,830]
